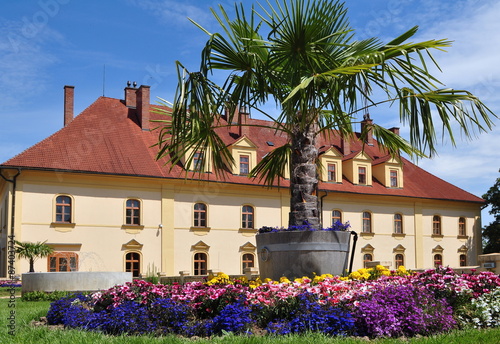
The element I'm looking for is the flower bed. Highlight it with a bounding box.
[46,267,500,338]
[258,221,350,233]
[0,280,21,288]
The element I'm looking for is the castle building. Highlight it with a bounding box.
[0,84,483,277]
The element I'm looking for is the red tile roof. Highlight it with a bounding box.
[1,96,483,204]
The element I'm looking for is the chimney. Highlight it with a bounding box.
[64,85,74,127]
[340,135,351,155]
[389,127,400,136]
[124,84,137,108]
[137,85,150,131]
[238,106,249,137]
[361,114,374,145]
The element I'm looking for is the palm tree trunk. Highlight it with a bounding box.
[289,118,320,229]
[29,258,35,273]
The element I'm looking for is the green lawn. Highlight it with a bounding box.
[1,297,499,344]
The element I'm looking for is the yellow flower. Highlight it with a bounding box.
[397,265,408,275]
[358,268,368,275]
[361,272,371,280]
[279,276,291,284]
[350,271,361,280]
[381,270,390,276]
[376,265,386,272]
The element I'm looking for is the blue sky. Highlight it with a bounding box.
[1,0,499,225]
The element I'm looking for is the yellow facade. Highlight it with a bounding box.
[0,167,482,277]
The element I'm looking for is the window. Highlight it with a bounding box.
[459,254,467,267]
[194,203,207,227]
[242,205,254,229]
[194,252,207,275]
[242,253,255,272]
[240,155,249,175]
[332,210,342,225]
[55,195,72,223]
[126,199,140,225]
[432,215,441,235]
[458,217,466,236]
[125,252,141,277]
[48,252,78,272]
[193,152,204,171]
[390,170,398,187]
[395,254,404,268]
[362,211,372,233]
[394,214,403,234]
[327,164,336,181]
[363,253,373,268]
[358,166,367,185]
[434,254,443,268]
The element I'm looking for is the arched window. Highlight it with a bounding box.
[194,252,207,275]
[458,217,466,236]
[394,213,403,234]
[363,253,373,268]
[48,252,78,272]
[395,254,404,268]
[459,254,467,267]
[432,215,442,235]
[194,203,207,227]
[242,205,254,229]
[125,199,140,225]
[125,252,141,277]
[434,254,443,268]
[242,253,255,272]
[362,212,372,233]
[332,210,342,225]
[55,195,72,223]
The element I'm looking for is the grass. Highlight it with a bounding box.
[1,297,500,344]
[0,287,21,298]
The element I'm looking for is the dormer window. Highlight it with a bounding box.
[390,170,398,187]
[358,167,367,185]
[327,164,336,181]
[372,156,403,188]
[240,155,250,175]
[193,152,204,171]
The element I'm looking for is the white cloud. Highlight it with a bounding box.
[413,0,500,92]
[0,18,61,110]
[128,0,213,27]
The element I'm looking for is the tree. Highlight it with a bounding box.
[483,170,500,253]
[156,0,495,229]
[15,241,54,273]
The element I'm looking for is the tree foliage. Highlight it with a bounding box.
[15,240,54,273]
[483,170,500,253]
[155,0,496,229]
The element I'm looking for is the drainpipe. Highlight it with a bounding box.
[319,191,328,228]
[0,168,21,240]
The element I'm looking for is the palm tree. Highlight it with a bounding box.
[156,0,495,230]
[15,241,53,273]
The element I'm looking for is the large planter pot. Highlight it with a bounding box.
[256,230,352,280]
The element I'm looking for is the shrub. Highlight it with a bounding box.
[22,290,71,301]
[351,284,456,338]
